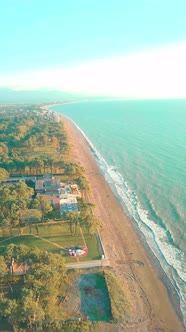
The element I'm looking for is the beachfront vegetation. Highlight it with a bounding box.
[0,110,69,175]
[74,175,90,192]
[0,109,94,232]
[32,196,53,222]
[0,167,9,182]
[0,181,34,231]
[63,198,99,238]
[0,180,54,232]
[0,245,68,331]
[104,271,130,322]
[0,106,109,331]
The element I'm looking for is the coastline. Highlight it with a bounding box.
[59,113,184,331]
[43,99,88,111]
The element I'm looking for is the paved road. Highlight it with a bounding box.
[66,260,103,269]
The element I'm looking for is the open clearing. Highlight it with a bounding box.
[0,223,101,262]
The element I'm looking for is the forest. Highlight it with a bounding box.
[0,107,100,331]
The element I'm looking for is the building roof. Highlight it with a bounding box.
[10,263,29,276]
[44,179,60,190]
[35,179,44,191]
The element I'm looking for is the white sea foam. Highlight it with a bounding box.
[63,115,186,327]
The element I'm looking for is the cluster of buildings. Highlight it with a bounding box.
[35,174,80,214]
[40,107,60,123]
[3,174,81,215]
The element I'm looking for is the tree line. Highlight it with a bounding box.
[0,111,68,175]
[0,244,91,332]
[0,107,101,331]
[63,198,100,237]
[0,180,52,234]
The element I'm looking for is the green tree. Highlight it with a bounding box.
[0,295,19,332]
[40,133,48,146]
[22,209,42,233]
[63,211,80,235]
[0,182,33,227]
[26,247,41,264]
[0,142,8,156]
[20,288,45,329]
[26,255,67,299]
[0,167,9,182]
[14,181,34,200]
[64,163,76,177]
[1,218,11,236]
[74,176,89,196]
[27,135,37,151]
[0,256,8,276]
[86,215,100,238]
[43,154,55,173]
[1,245,69,331]
[16,125,28,139]
[34,196,53,222]
[35,158,44,174]
[60,321,91,332]
[77,198,94,222]
[5,244,30,265]
[0,256,8,291]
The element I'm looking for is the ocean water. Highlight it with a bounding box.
[50,99,186,324]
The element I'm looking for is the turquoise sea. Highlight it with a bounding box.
[50,100,186,324]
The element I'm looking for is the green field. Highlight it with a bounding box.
[19,145,59,157]
[0,223,101,262]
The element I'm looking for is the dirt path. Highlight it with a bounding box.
[30,234,65,250]
[0,233,65,250]
[62,115,184,332]
[79,226,87,247]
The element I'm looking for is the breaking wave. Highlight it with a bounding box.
[63,115,186,327]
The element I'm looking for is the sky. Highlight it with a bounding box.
[0,0,186,98]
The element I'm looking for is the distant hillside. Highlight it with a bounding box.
[0,88,82,103]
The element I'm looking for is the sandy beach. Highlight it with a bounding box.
[61,114,184,332]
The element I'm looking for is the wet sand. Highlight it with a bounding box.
[61,114,184,332]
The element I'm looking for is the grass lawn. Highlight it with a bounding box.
[0,223,101,262]
[20,145,57,155]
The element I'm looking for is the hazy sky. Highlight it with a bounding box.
[0,0,186,98]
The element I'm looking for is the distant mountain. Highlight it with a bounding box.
[0,87,121,104]
[0,88,82,104]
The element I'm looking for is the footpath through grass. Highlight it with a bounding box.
[0,223,101,262]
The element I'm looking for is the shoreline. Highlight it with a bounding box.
[57,113,184,324]
[58,113,184,331]
[43,99,89,111]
